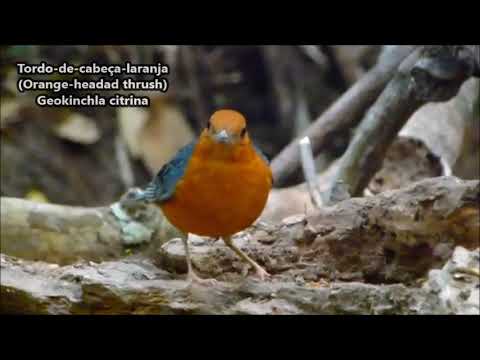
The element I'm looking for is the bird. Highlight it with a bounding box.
[129,109,273,283]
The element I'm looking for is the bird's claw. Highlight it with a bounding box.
[254,266,271,281]
[187,271,218,286]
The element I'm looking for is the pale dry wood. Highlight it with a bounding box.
[0,197,181,264]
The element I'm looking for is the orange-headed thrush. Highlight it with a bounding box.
[131,109,272,282]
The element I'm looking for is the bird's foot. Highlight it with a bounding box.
[253,265,271,281]
[186,270,218,286]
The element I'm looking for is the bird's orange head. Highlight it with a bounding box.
[202,109,250,146]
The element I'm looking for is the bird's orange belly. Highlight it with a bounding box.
[159,159,271,237]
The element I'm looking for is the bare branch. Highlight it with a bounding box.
[299,137,322,207]
[326,45,477,200]
[114,134,135,189]
[271,45,417,186]
[298,45,328,67]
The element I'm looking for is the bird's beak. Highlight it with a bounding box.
[214,129,231,144]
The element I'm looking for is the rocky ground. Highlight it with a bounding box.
[1,177,478,314]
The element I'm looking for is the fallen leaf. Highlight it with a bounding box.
[25,189,49,203]
[53,112,101,144]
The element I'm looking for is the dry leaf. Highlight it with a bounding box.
[25,189,49,203]
[54,112,101,144]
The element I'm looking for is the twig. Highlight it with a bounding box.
[293,84,311,137]
[298,45,328,67]
[271,45,417,186]
[299,137,322,207]
[115,134,135,190]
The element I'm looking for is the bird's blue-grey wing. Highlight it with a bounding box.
[141,141,196,203]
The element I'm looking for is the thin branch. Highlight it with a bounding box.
[115,134,135,190]
[299,137,322,207]
[298,45,328,68]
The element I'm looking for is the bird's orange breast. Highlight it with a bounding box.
[159,145,272,237]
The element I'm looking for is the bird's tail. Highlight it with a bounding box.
[141,178,163,202]
[122,182,158,204]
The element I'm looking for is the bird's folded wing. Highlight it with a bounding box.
[142,141,197,202]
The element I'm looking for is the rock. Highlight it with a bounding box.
[152,178,479,284]
[2,248,478,314]
[423,246,479,315]
[233,298,302,315]
[1,177,479,314]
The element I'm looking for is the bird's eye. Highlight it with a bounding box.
[207,121,212,130]
[240,127,247,137]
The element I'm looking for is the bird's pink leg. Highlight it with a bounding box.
[181,234,218,285]
[222,236,271,281]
